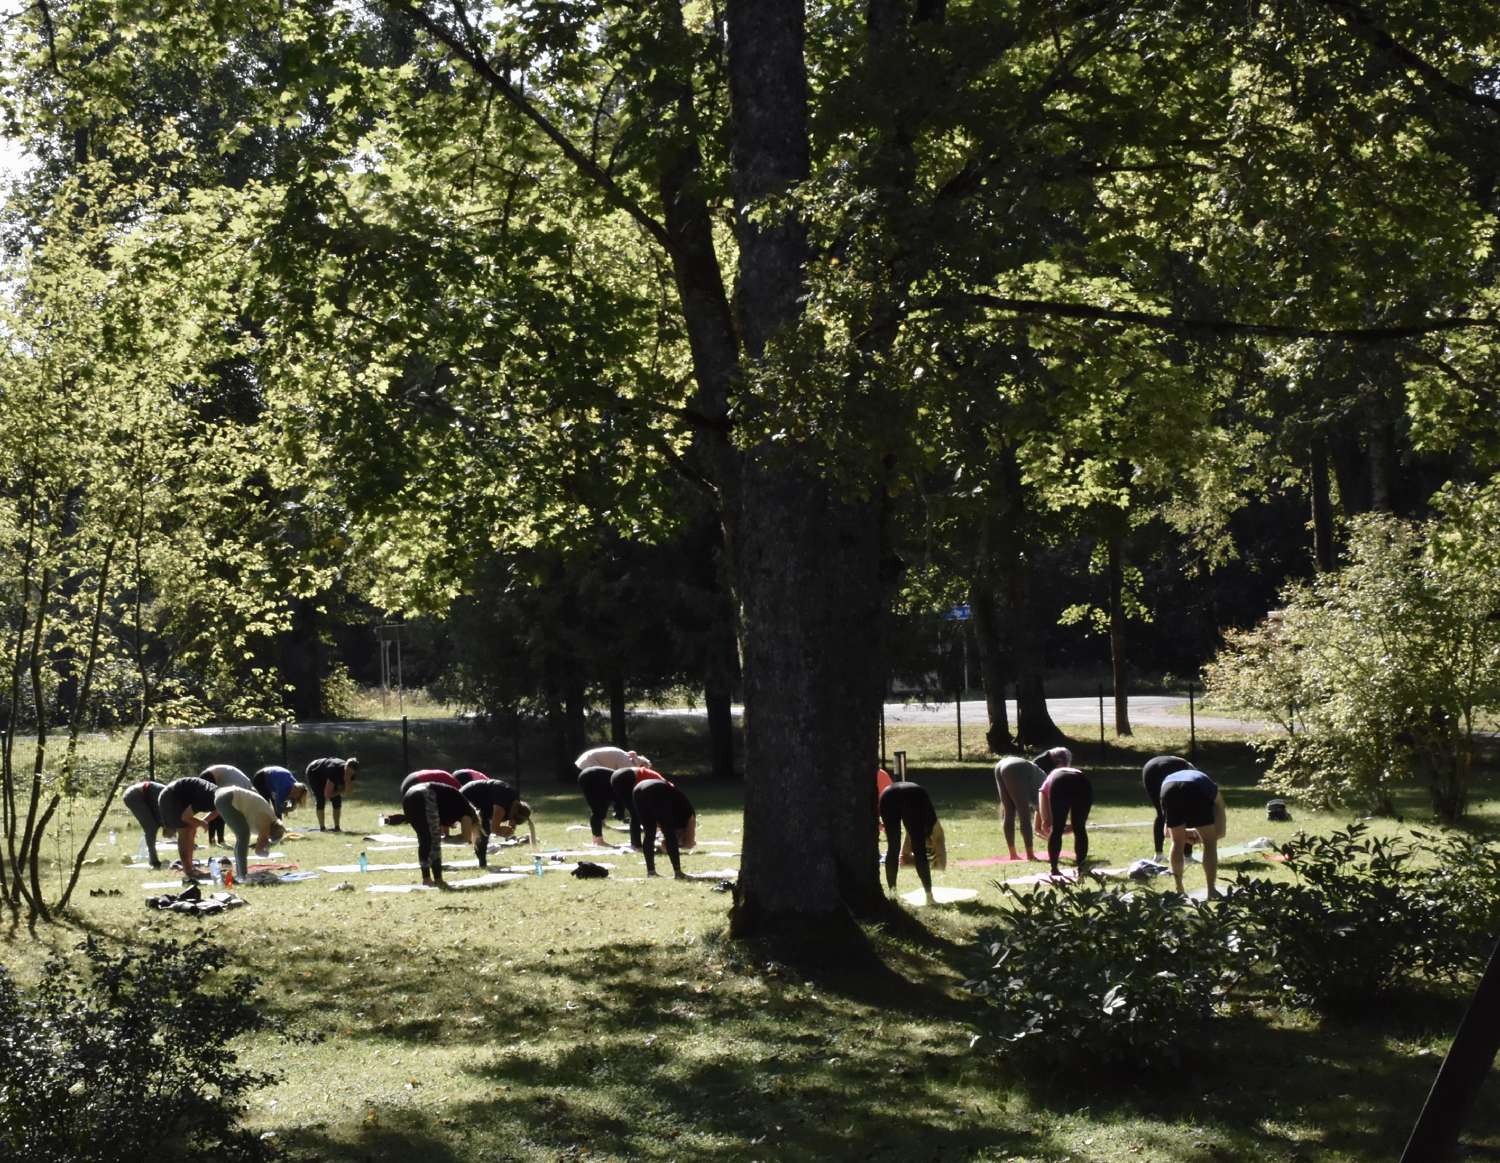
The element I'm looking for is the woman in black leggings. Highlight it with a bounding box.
[632,779,696,878]
[1038,766,1092,876]
[579,766,627,845]
[878,780,945,905]
[400,781,478,887]
[461,778,535,864]
[1142,754,1193,860]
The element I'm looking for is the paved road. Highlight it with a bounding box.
[640,695,1267,735]
[881,695,1269,735]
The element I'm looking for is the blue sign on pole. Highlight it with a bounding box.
[941,604,972,622]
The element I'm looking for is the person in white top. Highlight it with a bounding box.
[201,765,253,844]
[574,746,650,771]
[212,785,285,880]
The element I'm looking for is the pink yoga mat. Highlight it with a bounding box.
[958,852,1079,867]
[957,855,1031,867]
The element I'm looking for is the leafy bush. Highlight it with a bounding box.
[1221,824,1500,1011]
[1204,489,1500,821]
[967,882,1245,1071]
[0,934,281,1163]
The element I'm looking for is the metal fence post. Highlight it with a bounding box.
[148,728,155,781]
[894,749,907,781]
[402,715,409,773]
[281,720,288,767]
[955,692,963,761]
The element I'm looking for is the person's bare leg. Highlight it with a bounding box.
[1167,826,1187,893]
[1002,789,1018,860]
[1201,832,1219,897]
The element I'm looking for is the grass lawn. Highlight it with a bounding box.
[3,720,1499,1161]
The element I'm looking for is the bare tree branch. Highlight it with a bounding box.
[1318,0,1500,117]
[387,0,676,255]
[948,292,1497,340]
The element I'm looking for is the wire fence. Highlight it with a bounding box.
[144,715,531,797]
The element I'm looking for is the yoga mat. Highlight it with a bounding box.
[366,872,526,893]
[901,886,979,906]
[541,847,635,859]
[244,870,320,884]
[956,855,1036,868]
[144,880,186,890]
[684,868,740,880]
[320,858,481,873]
[361,833,419,844]
[1003,869,1079,885]
[1088,821,1154,830]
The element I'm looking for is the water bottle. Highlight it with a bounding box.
[135,835,149,863]
[210,858,222,887]
[358,851,368,874]
[224,866,234,889]
[108,829,118,846]
[532,855,543,878]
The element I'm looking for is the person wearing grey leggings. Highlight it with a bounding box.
[994,756,1046,862]
[121,781,167,869]
[213,785,286,880]
[201,765,254,846]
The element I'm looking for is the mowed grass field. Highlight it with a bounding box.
[3,717,1500,1162]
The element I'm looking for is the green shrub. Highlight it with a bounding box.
[967,882,1244,1071]
[1221,824,1500,1011]
[0,935,281,1163]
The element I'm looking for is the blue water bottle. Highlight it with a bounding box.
[358,851,368,874]
[533,855,543,878]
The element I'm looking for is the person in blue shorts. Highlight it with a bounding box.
[1159,769,1228,897]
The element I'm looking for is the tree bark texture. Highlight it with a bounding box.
[608,674,627,749]
[970,581,1015,754]
[732,465,886,929]
[726,0,883,933]
[1106,524,1132,736]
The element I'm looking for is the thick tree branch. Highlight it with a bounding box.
[1318,0,1500,117]
[388,0,676,255]
[951,292,1497,340]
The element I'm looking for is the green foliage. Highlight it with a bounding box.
[1205,494,1500,819]
[968,883,1243,1072]
[0,935,281,1163]
[1217,825,1500,1013]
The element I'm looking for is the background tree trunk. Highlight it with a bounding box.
[970,582,1015,753]
[1106,523,1132,736]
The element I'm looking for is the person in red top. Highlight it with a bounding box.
[399,769,463,795]
[610,764,670,849]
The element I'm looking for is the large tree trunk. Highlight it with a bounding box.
[726,0,882,937]
[1106,522,1132,736]
[704,612,738,779]
[732,470,886,932]
[607,674,627,749]
[1009,562,1063,748]
[970,581,1015,754]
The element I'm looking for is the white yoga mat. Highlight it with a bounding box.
[902,886,979,906]
[366,872,526,893]
[684,868,740,880]
[1003,869,1079,885]
[320,858,482,873]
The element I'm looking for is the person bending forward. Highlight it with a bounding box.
[1159,769,1227,897]
[879,780,945,905]
[632,778,696,878]
[1037,766,1092,877]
